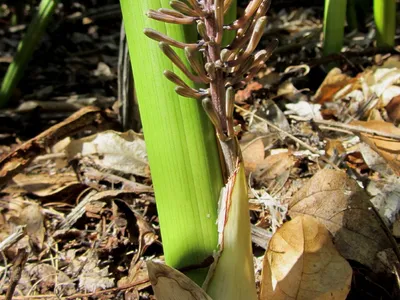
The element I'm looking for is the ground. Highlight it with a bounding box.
[0,0,399,299]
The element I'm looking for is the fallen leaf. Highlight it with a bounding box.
[350,120,400,175]
[118,259,151,290]
[67,130,148,177]
[27,263,75,295]
[313,68,354,104]
[253,151,296,191]
[12,172,80,197]
[325,139,346,159]
[78,257,114,292]
[260,215,352,300]
[288,169,391,270]
[369,177,400,223]
[147,261,212,300]
[20,203,45,250]
[277,80,308,102]
[358,142,393,176]
[386,95,400,124]
[241,136,265,173]
[285,101,323,120]
[235,81,263,102]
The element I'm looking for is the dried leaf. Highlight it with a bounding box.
[350,120,400,175]
[369,177,400,223]
[205,163,257,300]
[285,101,323,120]
[313,68,354,104]
[288,169,391,270]
[241,137,264,173]
[386,95,400,124]
[12,172,80,197]
[260,215,352,300]
[20,203,45,250]
[147,261,212,300]
[235,81,263,102]
[27,263,75,295]
[78,257,114,292]
[67,130,148,177]
[253,151,296,189]
[358,142,393,176]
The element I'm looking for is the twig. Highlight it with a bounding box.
[65,278,150,299]
[369,205,400,265]
[314,119,400,140]
[81,167,153,194]
[57,189,97,230]
[0,251,8,292]
[235,105,339,169]
[0,226,26,252]
[5,248,29,300]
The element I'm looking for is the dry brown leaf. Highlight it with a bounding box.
[27,263,75,295]
[0,106,115,188]
[235,81,263,103]
[67,130,148,177]
[288,169,390,270]
[261,215,352,300]
[20,203,45,250]
[325,139,346,158]
[386,95,400,124]
[350,120,400,175]
[147,261,212,300]
[313,68,354,104]
[254,151,296,189]
[241,137,265,173]
[78,257,114,292]
[12,172,80,197]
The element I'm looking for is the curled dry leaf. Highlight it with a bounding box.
[147,261,212,300]
[288,169,390,271]
[350,120,400,175]
[313,68,354,104]
[261,215,352,300]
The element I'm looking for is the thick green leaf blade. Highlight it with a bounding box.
[120,0,223,284]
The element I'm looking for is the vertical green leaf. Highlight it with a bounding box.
[323,0,347,56]
[374,0,396,47]
[119,0,223,284]
[0,0,60,107]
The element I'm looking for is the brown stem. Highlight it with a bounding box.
[203,1,227,133]
[202,0,238,177]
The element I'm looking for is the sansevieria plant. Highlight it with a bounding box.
[119,0,276,299]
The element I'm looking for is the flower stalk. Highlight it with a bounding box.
[122,0,276,297]
[145,0,276,176]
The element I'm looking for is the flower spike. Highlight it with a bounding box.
[147,10,197,25]
[159,42,203,83]
[144,28,198,49]
[170,1,200,17]
[163,70,191,89]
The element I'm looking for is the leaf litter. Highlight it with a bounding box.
[1,1,400,299]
